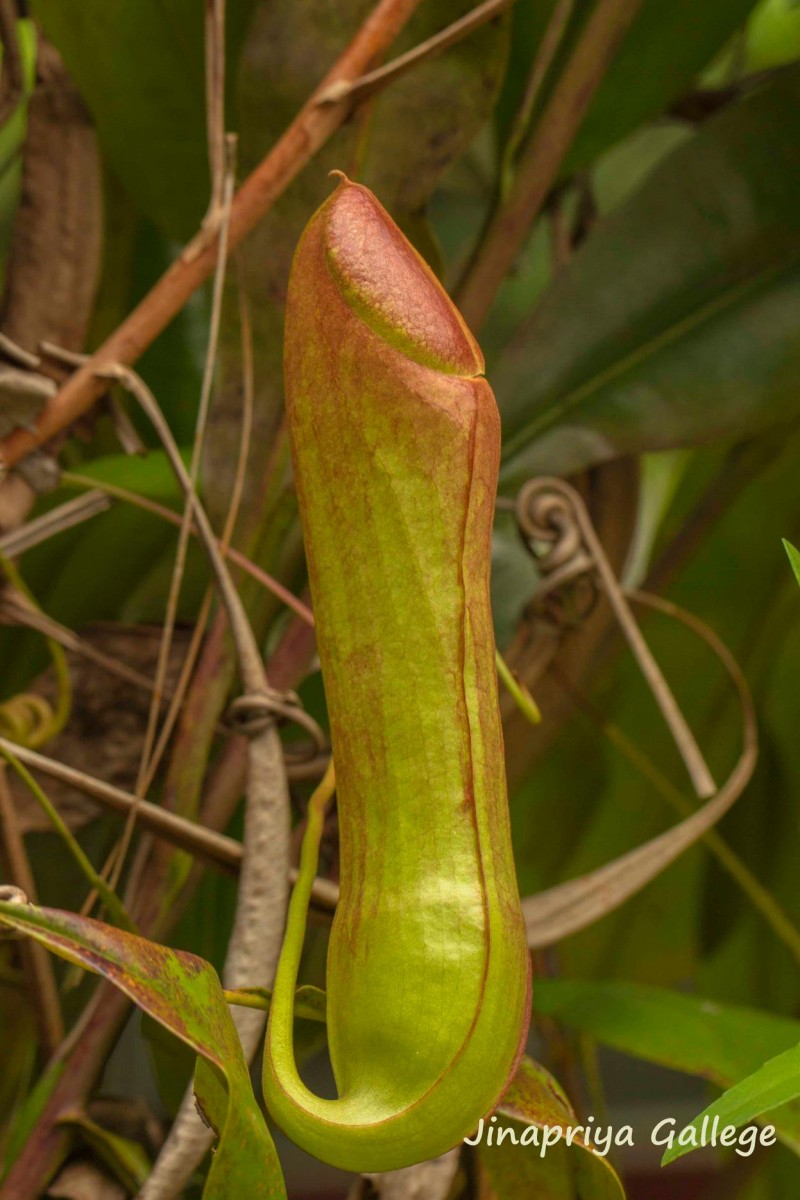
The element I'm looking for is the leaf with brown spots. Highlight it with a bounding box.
[0,898,286,1198]
[476,1057,625,1199]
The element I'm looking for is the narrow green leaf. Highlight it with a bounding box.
[60,1112,151,1193]
[0,899,286,1199]
[536,979,800,1155]
[0,747,134,932]
[68,448,189,500]
[661,1045,797,1165]
[783,539,800,588]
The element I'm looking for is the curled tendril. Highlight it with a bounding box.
[0,693,59,748]
[0,554,71,748]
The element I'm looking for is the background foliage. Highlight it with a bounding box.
[2,0,800,1197]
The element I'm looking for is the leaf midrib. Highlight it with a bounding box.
[500,244,800,466]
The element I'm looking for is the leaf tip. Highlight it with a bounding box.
[661,1140,694,1168]
[783,538,800,588]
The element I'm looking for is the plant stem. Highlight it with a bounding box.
[61,471,315,625]
[0,766,64,1055]
[0,0,424,474]
[319,0,515,107]
[456,0,643,330]
[552,663,800,967]
[0,747,135,933]
[0,607,315,1199]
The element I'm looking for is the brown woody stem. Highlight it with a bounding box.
[0,0,424,473]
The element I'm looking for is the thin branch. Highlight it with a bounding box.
[317,0,515,107]
[0,737,338,910]
[456,0,643,330]
[0,584,319,775]
[523,589,757,947]
[496,649,541,724]
[99,366,292,1199]
[0,491,110,557]
[551,655,800,966]
[0,764,64,1055]
[499,0,575,197]
[0,742,233,875]
[61,470,315,626]
[131,135,237,834]
[0,0,424,475]
[628,591,800,960]
[0,586,313,767]
[0,594,319,1200]
[204,0,227,222]
[521,477,716,797]
[0,592,163,697]
[0,332,43,370]
[137,232,257,799]
[91,363,273,727]
[0,745,135,932]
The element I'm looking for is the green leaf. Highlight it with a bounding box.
[495,67,800,488]
[60,1112,151,1193]
[0,899,286,1199]
[661,1044,798,1165]
[1,1059,63,1176]
[535,979,800,1155]
[498,0,759,179]
[561,0,760,173]
[0,19,37,281]
[783,539,800,588]
[67,447,189,499]
[477,1057,625,1198]
[29,0,256,239]
[0,450,194,697]
[745,0,800,70]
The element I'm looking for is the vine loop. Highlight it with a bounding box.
[226,690,327,762]
[516,477,594,594]
[514,476,716,799]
